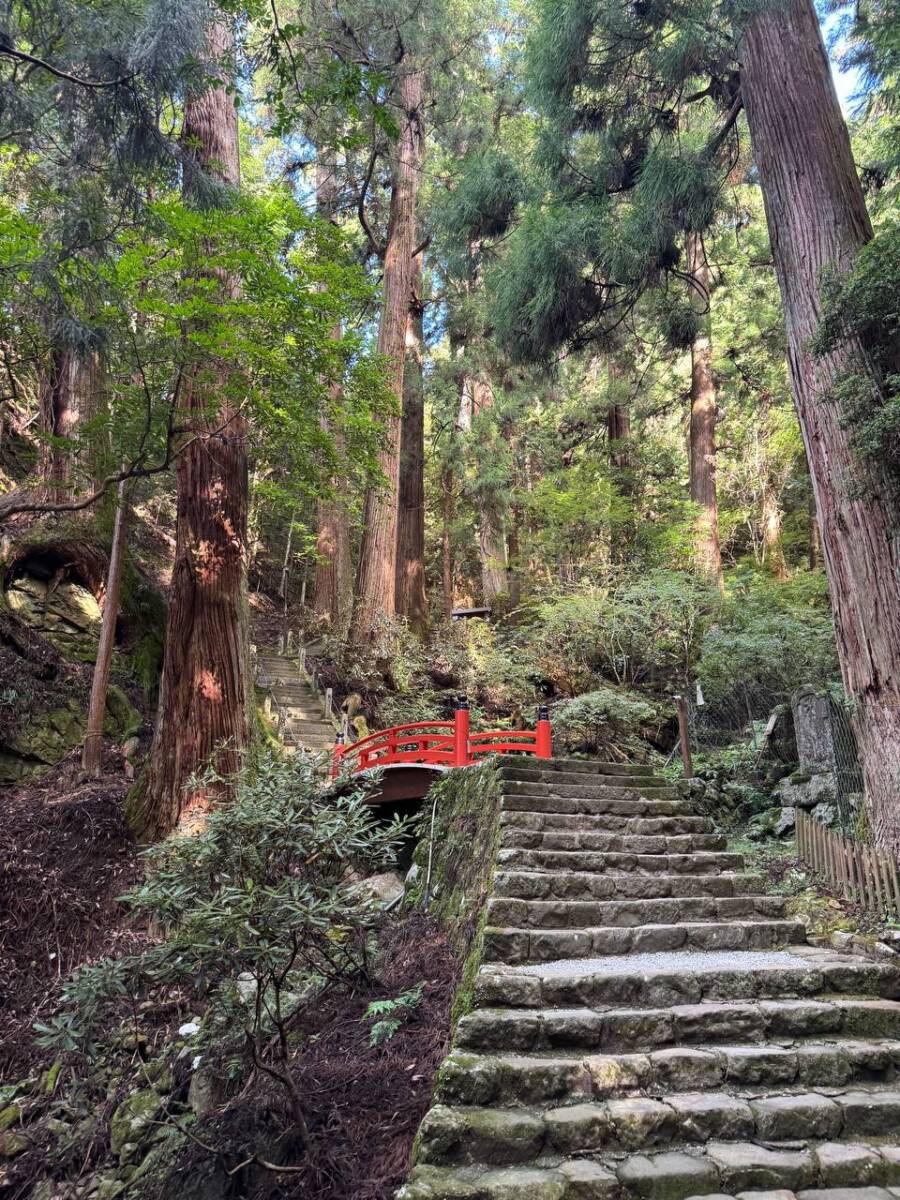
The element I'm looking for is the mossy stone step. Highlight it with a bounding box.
[417,1089,900,1168]
[499,831,727,854]
[475,957,900,1011]
[503,757,659,777]
[485,895,787,931]
[457,998,900,1054]
[502,795,695,817]
[502,767,671,788]
[496,849,747,874]
[500,812,713,835]
[435,1038,900,1107]
[483,919,806,964]
[399,1141,900,1199]
[502,781,678,802]
[491,872,768,902]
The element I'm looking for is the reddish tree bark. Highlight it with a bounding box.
[351,66,425,643]
[396,248,428,634]
[741,0,900,847]
[312,157,352,634]
[133,16,249,839]
[686,232,724,590]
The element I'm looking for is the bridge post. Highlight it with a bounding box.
[331,731,346,779]
[536,704,552,759]
[454,696,470,767]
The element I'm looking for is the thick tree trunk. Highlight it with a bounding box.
[312,158,352,634]
[471,377,507,603]
[38,345,77,502]
[82,478,128,777]
[686,232,724,590]
[134,16,249,839]
[351,66,424,643]
[740,0,900,847]
[396,248,428,634]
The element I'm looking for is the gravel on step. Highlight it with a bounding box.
[515,948,809,977]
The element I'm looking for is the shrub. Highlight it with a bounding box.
[37,750,407,1138]
[527,570,715,692]
[552,687,663,759]
[697,574,838,715]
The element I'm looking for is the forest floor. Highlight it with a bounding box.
[0,743,458,1200]
[0,752,143,1080]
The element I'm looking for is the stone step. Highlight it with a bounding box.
[473,954,900,1013]
[500,810,713,835]
[502,780,678,801]
[492,871,768,901]
[502,757,661,777]
[400,1140,900,1199]
[499,830,727,854]
[435,1038,900,1107]
[280,717,330,732]
[283,735,334,750]
[482,919,806,964]
[415,1087,900,1167]
[496,848,747,874]
[270,687,319,702]
[502,793,695,817]
[502,765,670,788]
[485,895,787,931]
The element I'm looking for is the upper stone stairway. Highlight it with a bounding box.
[254,648,336,754]
[399,757,900,1200]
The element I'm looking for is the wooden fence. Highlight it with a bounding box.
[796,807,900,919]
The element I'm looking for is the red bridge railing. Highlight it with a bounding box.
[331,697,551,778]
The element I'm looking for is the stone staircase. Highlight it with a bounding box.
[254,648,336,755]
[399,758,900,1200]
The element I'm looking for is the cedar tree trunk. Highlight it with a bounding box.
[134,16,249,838]
[741,0,900,847]
[396,247,428,633]
[351,66,425,643]
[686,232,724,590]
[312,158,352,634]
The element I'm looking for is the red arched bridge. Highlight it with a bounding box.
[331,697,552,804]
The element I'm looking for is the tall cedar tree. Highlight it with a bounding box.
[134,16,249,838]
[686,232,724,589]
[351,64,425,642]
[740,0,900,849]
[396,246,429,632]
[312,157,353,634]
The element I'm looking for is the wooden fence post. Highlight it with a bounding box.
[674,695,694,778]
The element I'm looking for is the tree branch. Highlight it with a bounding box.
[0,44,134,89]
[357,145,386,259]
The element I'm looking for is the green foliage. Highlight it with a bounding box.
[363,983,424,1046]
[37,751,407,1064]
[813,222,900,487]
[697,573,839,713]
[527,571,716,691]
[552,686,662,759]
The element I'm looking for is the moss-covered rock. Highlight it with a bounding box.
[109,1088,162,1162]
[410,761,503,1026]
